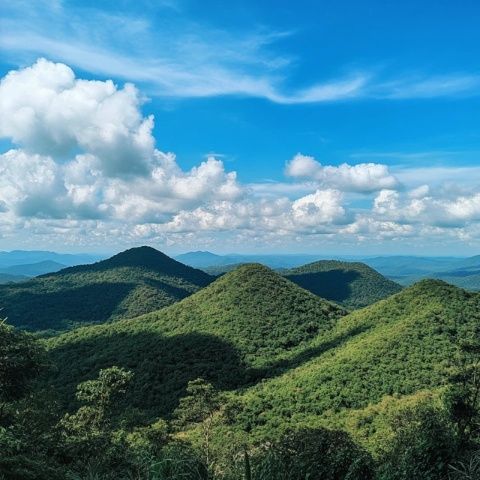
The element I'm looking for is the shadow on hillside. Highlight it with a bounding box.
[49,331,247,418]
[3,282,134,331]
[144,277,197,299]
[285,270,360,303]
[249,325,372,383]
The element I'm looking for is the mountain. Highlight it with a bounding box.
[0,246,213,332]
[363,255,480,289]
[0,260,66,277]
[0,250,103,268]
[201,263,246,276]
[233,280,480,444]
[46,264,347,416]
[175,251,323,269]
[362,255,462,277]
[283,260,402,308]
[0,273,28,284]
[175,251,228,268]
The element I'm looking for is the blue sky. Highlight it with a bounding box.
[0,0,480,255]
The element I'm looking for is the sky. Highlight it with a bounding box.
[0,0,480,255]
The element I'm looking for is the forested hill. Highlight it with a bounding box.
[0,246,213,333]
[284,260,402,308]
[235,279,480,442]
[47,264,347,416]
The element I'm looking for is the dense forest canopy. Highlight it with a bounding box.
[283,260,402,309]
[0,246,213,333]
[2,249,480,479]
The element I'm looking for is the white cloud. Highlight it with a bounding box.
[0,58,154,177]
[1,59,480,251]
[371,188,480,228]
[2,3,479,105]
[0,60,243,224]
[291,189,347,226]
[285,153,399,192]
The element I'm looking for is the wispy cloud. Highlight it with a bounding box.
[377,74,480,99]
[1,2,480,104]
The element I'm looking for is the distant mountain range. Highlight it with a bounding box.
[178,251,480,291]
[0,249,103,268]
[362,255,480,288]
[175,251,323,269]
[0,260,66,277]
[0,250,105,283]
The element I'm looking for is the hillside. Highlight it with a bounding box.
[0,249,102,268]
[0,273,28,284]
[283,260,402,308]
[0,246,212,332]
[201,263,246,276]
[233,280,480,441]
[0,260,66,277]
[46,264,347,416]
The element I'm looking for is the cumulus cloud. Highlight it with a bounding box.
[0,59,243,225]
[163,189,348,235]
[1,59,480,250]
[371,188,480,228]
[0,58,154,177]
[285,153,399,192]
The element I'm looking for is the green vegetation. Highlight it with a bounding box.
[46,264,346,417]
[0,273,27,284]
[3,249,480,479]
[283,260,402,308]
[0,246,213,333]
[234,280,480,437]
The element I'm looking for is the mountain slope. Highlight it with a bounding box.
[284,260,402,308]
[46,264,347,415]
[0,250,102,268]
[0,260,66,277]
[0,273,28,284]
[0,246,212,332]
[234,280,480,439]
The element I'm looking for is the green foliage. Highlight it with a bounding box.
[46,264,346,417]
[4,257,480,479]
[174,378,224,428]
[251,427,374,480]
[449,451,480,479]
[0,319,47,405]
[376,404,457,480]
[174,379,226,470]
[233,280,480,436]
[444,340,480,446]
[284,260,402,309]
[0,246,212,333]
[63,366,134,431]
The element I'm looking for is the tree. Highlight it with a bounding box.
[62,366,133,432]
[446,340,480,446]
[173,378,225,470]
[0,319,46,418]
[252,427,374,480]
[377,404,457,480]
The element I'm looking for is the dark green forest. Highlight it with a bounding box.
[0,247,212,333]
[283,260,402,309]
[2,248,480,479]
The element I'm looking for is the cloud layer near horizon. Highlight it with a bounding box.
[0,59,479,251]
